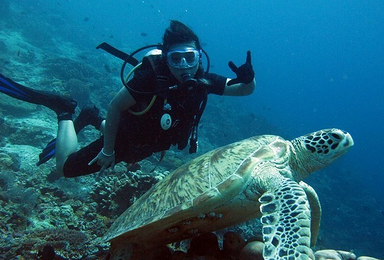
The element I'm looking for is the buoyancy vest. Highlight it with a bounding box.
[122,54,207,154]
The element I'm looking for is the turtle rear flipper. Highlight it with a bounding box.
[259,178,315,260]
[108,242,133,260]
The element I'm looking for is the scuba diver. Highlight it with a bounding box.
[0,20,255,177]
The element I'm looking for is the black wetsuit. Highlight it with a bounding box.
[63,57,226,177]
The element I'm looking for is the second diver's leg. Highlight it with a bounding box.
[37,105,105,166]
[56,105,104,174]
[99,120,106,133]
[56,105,105,175]
[56,120,78,175]
[73,104,104,133]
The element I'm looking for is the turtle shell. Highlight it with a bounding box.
[103,135,288,246]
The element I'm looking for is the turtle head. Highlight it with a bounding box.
[290,128,354,175]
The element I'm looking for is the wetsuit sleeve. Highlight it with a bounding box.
[204,73,227,95]
[126,57,156,102]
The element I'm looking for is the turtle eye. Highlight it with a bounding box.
[331,143,339,150]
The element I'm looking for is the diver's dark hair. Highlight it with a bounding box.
[162,20,201,52]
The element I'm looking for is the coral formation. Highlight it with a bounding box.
[90,166,167,216]
[66,78,91,108]
[41,57,96,81]
[0,152,17,170]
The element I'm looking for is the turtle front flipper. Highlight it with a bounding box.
[300,181,322,247]
[259,178,315,260]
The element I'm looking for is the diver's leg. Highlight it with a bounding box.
[62,137,104,177]
[56,105,105,174]
[56,120,78,174]
[38,105,105,166]
[99,120,106,133]
[73,104,104,133]
[1,74,78,172]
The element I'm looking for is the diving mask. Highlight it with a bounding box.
[166,48,201,69]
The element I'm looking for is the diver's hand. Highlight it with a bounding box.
[227,51,254,86]
[88,148,115,174]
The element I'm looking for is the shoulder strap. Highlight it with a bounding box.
[189,88,208,153]
[96,42,139,66]
[145,54,174,97]
[146,54,170,82]
[149,151,166,173]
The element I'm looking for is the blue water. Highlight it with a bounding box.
[46,0,384,185]
[3,0,384,258]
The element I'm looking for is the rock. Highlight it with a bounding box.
[130,245,172,260]
[246,234,263,243]
[188,232,220,257]
[0,152,14,169]
[222,231,246,257]
[239,241,264,260]
[170,250,188,260]
[314,249,356,260]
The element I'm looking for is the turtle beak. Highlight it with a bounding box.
[343,132,354,148]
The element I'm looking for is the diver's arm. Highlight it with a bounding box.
[89,87,136,173]
[223,50,255,96]
[223,78,256,96]
[103,87,135,153]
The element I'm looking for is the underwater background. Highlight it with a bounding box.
[0,0,383,259]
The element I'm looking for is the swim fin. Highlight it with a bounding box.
[0,73,77,119]
[0,73,35,102]
[37,139,56,166]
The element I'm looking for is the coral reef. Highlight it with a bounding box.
[41,57,97,81]
[90,165,168,216]
[66,78,91,108]
[0,152,20,171]
[2,228,93,259]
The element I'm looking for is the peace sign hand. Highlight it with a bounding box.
[227,51,255,86]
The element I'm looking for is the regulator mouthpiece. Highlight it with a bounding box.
[182,73,198,90]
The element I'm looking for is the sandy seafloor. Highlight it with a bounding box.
[0,1,383,259]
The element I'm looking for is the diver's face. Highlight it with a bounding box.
[166,42,200,82]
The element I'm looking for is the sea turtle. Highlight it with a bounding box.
[104,128,354,260]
